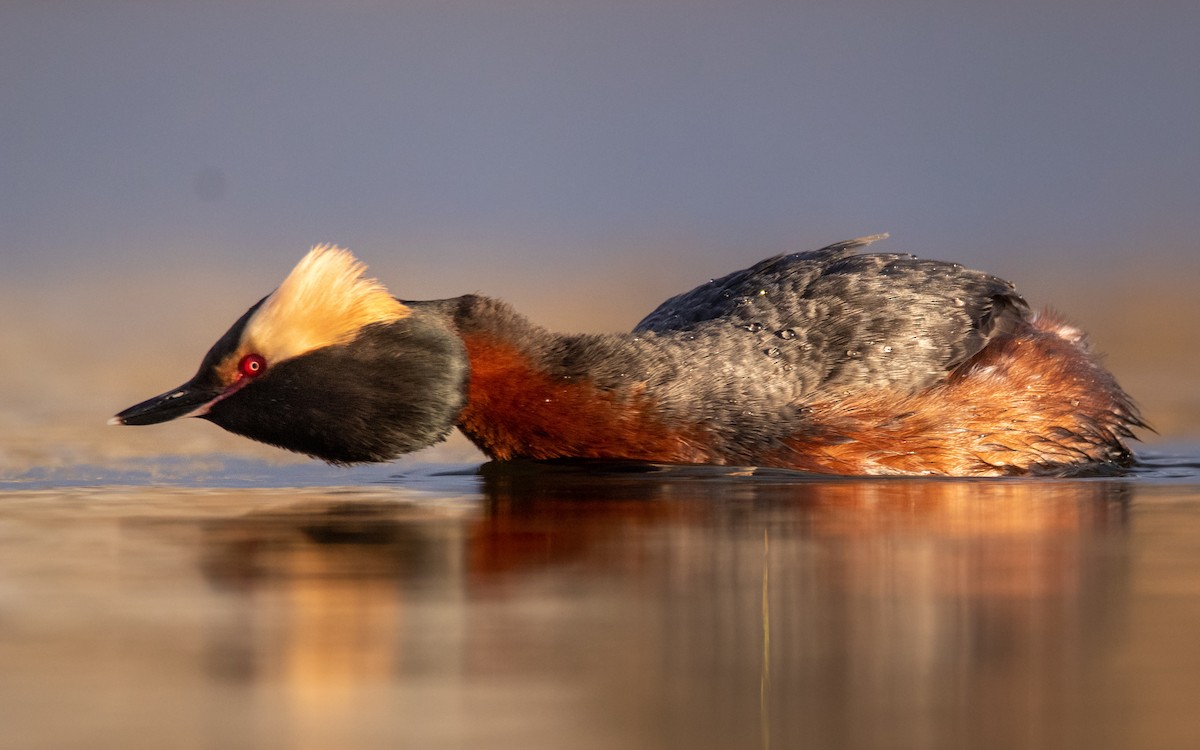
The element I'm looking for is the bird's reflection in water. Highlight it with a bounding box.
[194,463,1133,749]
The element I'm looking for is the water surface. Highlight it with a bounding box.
[4,452,1200,749]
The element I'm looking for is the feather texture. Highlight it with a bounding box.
[242,245,410,367]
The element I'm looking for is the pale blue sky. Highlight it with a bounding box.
[3,0,1197,283]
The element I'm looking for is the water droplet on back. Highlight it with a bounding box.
[775,328,797,340]
[740,322,764,333]
[765,346,781,357]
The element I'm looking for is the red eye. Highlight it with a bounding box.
[238,353,267,379]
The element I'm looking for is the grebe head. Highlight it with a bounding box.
[111,246,469,464]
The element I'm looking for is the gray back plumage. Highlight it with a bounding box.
[633,235,1028,399]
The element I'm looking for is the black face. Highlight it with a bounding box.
[114,309,471,464]
[208,319,470,463]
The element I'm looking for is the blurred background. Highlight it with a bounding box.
[2,0,1197,471]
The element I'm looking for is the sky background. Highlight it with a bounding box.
[2,0,1198,464]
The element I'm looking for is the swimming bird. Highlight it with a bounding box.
[111,236,1143,476]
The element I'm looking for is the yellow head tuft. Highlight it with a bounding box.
[241,245,410,367]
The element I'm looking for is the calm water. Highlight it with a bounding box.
[4,451,1200,750]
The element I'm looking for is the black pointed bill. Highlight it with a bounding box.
[110,381,224,426]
